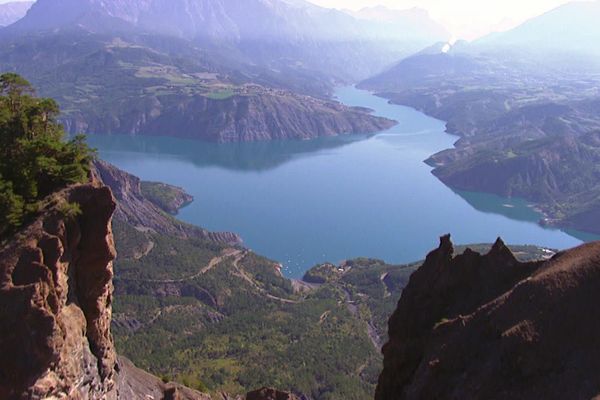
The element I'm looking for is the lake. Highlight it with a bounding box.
[89,86,587,277]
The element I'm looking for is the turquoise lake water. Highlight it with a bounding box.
[89,86,588,277]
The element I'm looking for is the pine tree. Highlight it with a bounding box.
[0,73,94,238]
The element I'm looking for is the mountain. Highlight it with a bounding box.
[0,1,32,27]
[6,0,449,81]
[359,2,600,235]
[376,235,600,399]
[476,0,600,60]
[1,0,422,142]
[345,6,450,44]
[0,32,395,142]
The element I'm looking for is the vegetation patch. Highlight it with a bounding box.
[0,73,93,239]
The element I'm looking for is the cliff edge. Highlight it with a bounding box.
[0,172,302,399]
[376,235,600,400]
[0,177,215,399]
[0,179,118,398]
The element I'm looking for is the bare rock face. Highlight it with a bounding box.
[0,179,213,400]
[94,159,241,245]
[0,182,118,399]
[376,235,600,400]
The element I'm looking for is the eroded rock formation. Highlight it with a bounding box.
[0,178,212,399]
[376,235,600,400]
[0,172,309,399]
[0,181,118,399]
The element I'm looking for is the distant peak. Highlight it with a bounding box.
[488,237,516,260]
[492,236,507,249]
[438,234,455,256]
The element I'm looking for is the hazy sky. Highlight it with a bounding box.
[308,0,577,39]
[0,0,580,40]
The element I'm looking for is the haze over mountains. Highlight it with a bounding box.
[476,0,600,59]
[0,0,453,141]
[5,0,449,81]
[0,1,31,26]
[361,0,600,236]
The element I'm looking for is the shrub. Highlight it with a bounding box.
[0,73,94,238]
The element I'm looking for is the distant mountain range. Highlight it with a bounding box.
[344,6,450,43]
[476,0,600,59]
[360,1,600,236]
[0,1,32,26]
[0,0,454,142]
[6,0,450,81]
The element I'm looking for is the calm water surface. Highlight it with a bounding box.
[89,86,588,277]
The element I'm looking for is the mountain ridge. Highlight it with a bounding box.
[0,1,32,27]
[376,235,600,399]
[5,0,448,81]
[0,0,416,142]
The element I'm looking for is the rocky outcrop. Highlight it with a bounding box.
[0,173,298,399]
[376,235,600,400]
[0,181,118,399]
[0,178,211,399]
[94,160,241,245]
[116,357,210,400]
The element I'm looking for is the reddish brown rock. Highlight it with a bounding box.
[376,235,600,400]
[0,179,211,400]
[0,182,118,399]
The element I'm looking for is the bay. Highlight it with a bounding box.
[89,86,587,277]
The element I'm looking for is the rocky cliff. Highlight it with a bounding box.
[0,172,296,399]
[376,235,600,400]
[94,160,241,245]
[0,181,119,399]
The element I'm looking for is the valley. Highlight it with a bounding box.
[101,161,552,399]
[2,1,600,399]
[0,33,394,142]
[0,0,450,143]
[92,86,585,277]
[359,2,600,236]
